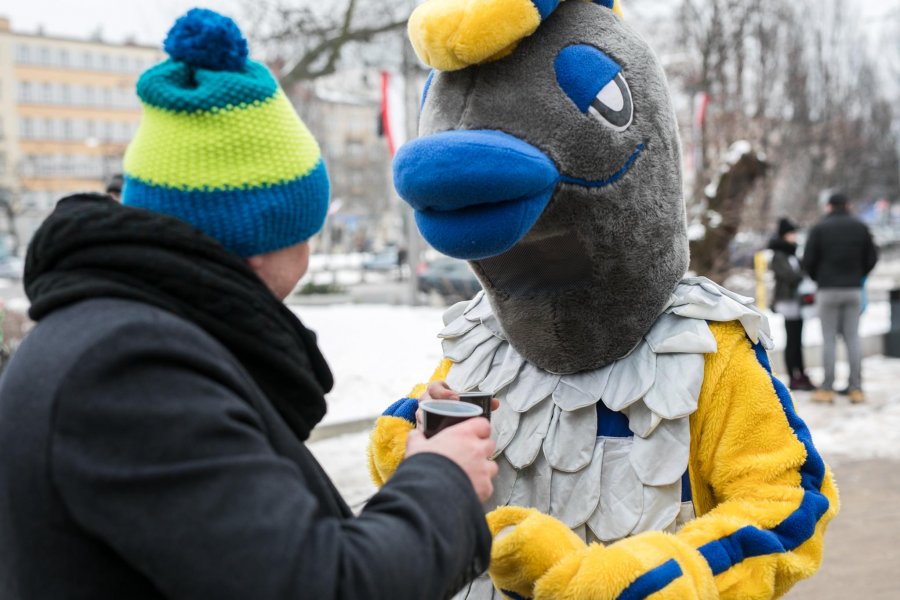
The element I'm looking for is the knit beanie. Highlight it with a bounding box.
[777,218,797,237]
[122,8,330,257]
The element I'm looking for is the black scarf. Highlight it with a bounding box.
[768,236,797,256]
[25,194,333,441]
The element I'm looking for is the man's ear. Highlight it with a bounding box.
[245,255,265,269]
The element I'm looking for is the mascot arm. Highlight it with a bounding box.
[367,358,454,487]
[487,321,839,600]
[408,0,623,71]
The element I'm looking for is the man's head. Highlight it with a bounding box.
[122,9,329,296]
[778,218,798,243]
[105,173,124,201]
[826,193,848,214]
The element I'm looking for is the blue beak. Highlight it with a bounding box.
[393,130,559,260]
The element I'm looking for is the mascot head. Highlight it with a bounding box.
[394,0,688,374]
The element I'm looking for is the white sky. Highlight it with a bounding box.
[1,0,893,47]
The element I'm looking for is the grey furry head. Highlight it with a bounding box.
[395,2,689,373]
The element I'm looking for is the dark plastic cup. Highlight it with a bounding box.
[421,400,484,438]
[458,392,492,421]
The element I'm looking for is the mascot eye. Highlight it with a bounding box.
[555,44,633,132]
[589,73,632,131]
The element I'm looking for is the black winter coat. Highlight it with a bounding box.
[802,210,878,288]
[768,237,804,304]
[0,299,489,599]
[0,196,490,600]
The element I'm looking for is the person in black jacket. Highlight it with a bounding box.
[769,218,814,391]
[802,193,879,404]
[0,9,496,600]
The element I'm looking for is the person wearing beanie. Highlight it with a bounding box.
[105,173,124,201]
[803,192,879,404]
[0,9,496,599]
[768,218,814,391]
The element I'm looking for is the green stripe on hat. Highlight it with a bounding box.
[124,90,322,191]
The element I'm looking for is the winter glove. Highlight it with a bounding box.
[486,506,587,599]
[367,398,418,487]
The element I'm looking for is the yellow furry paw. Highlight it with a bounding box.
[367,415,415,487]
[408,0,546,71]
[486,506,587,598]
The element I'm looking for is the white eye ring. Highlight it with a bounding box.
[588,73,633,132]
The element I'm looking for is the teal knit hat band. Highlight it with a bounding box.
[122,8,330,257]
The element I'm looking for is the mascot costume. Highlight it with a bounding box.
[368,1,838,598]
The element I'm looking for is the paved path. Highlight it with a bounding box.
[788,458,900,599]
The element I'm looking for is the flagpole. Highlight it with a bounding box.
[402,17,423,307]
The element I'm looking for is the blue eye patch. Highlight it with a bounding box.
[555,44,622,113]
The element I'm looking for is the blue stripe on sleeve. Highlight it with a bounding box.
[618,559,683,600]
[614,339,830,599]
[494,340,830,600]
[694,341,830,576]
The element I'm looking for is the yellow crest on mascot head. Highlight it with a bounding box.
[409,0,624,72]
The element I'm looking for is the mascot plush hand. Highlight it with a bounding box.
[369,1,839,598]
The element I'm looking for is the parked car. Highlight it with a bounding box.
[362,248,400,272]
[417,258,481,303]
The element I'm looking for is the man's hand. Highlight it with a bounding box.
[406,417,498,502]
[416,381,500,430]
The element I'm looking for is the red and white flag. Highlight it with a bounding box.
[381,70,408,156]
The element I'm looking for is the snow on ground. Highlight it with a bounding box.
[785,356,900,465]
[296,301,893,424]
[765,301,890,350]
[299,300,900,499]
[307,431,376,510]
[310,355,900,507]
[293,304,447,425]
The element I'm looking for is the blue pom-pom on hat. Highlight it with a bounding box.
[163,8,249,71]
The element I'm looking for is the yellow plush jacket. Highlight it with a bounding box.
[368,321,838,599]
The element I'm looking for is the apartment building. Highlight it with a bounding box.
[289,71,395,253]
[0,16,162,248]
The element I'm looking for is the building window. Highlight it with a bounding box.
[100,54,110,71]
[15,44,31,63]
[19,117,34,139]
[118,56,129,72]
[60,83,71,105]
[40,82,52,103]
[101,87,112,107]
[83,85,95,106]
[17,81,33,102]
[72,119,86,140]
[118,121,132,141]
[38,46,50,65]
[58,49,69,67]
[82,51,93,70]
[20,155,37,178]
[62,120,73,140]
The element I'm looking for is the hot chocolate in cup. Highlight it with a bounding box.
[457,392,492,421]
[420,400,484,438]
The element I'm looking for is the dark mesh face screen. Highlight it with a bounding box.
[475,233,592,297]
